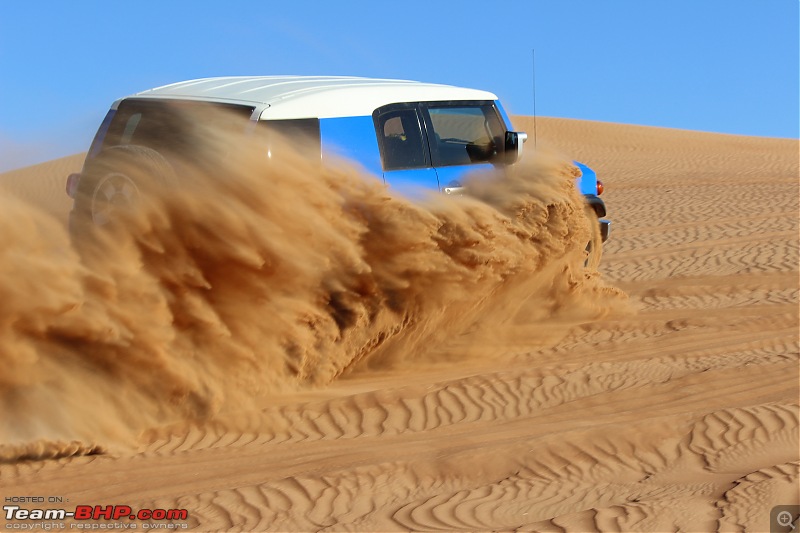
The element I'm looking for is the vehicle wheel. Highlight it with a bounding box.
[73,145,176,232]
[584,206,603,269]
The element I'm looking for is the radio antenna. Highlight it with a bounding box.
[532,48,538,148]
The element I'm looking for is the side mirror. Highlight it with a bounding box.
[504,131,528,164]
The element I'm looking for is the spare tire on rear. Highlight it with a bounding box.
[71,145,176,233]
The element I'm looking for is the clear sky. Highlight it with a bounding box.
[1,1,798,171]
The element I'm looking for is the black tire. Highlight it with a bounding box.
[71,145,176,234]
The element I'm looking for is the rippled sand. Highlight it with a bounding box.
[1,116,797,532]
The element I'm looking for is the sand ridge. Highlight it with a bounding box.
[0,116,798,532]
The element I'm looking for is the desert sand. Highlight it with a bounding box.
[0,116,798,532]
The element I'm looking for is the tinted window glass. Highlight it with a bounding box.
[103,99,254,158]
[257,118,321,161]
[426,105,505,167]
[375,108,427,171]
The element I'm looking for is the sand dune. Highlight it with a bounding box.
[0,116,797,532]
[0,152,83,225]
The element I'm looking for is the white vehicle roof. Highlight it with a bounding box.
[126,76,499,119]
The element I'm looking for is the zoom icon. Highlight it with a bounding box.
[772,505,800,532]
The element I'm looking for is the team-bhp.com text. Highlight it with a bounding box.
[4,505,189,530]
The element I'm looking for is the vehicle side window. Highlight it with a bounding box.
[121,114,141,144]
[103,99,254,157]
[425,105,505,167]
[374,108,428,171]
[257,118,321,160]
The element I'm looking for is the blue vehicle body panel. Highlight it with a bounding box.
[494,100,513,130]
[433,163,493,191]
[382,168,440,198]
[320,116,382,176]
[574,162,598,196]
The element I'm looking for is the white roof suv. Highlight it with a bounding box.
[66,76,609,242]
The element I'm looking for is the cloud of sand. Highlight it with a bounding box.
[0,111,626,461]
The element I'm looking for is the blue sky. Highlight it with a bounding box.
[0,1,797,171]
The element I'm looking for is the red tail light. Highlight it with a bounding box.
[66,173,81,198]
[596,179,604,196]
